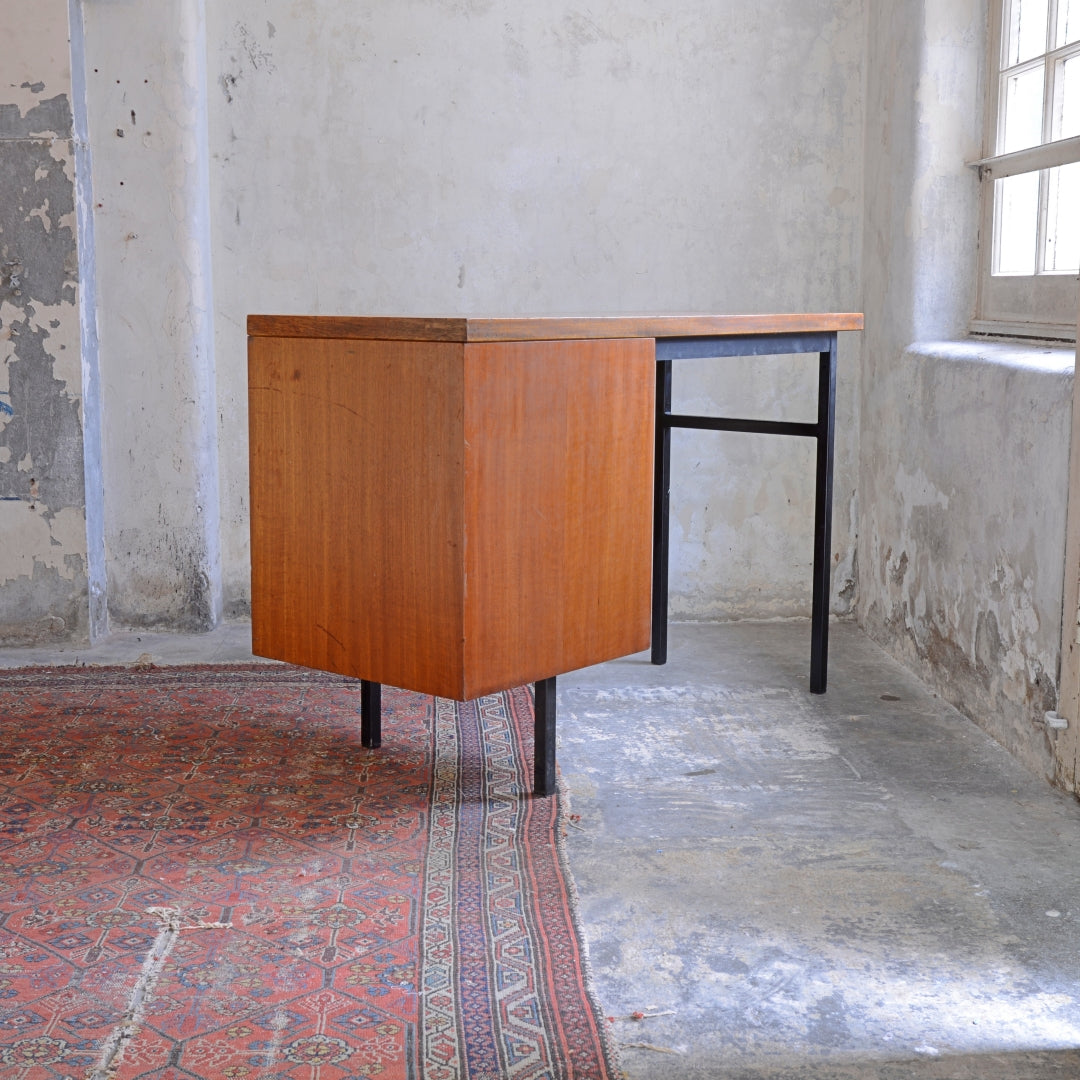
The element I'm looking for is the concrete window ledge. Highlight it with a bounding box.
[910,337,1075,376]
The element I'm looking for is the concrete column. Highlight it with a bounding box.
[69,0,107,642]
[83,0,222,630]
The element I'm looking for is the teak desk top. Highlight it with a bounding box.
[247,312,864,343]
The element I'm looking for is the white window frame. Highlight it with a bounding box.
[973,0,1080,341]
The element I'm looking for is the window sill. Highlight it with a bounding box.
[908,337,1076,375]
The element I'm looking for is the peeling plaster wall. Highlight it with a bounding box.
[206,0,865,620]
[0,3,90,645]
[859,0,1074,780]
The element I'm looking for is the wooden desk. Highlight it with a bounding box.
[247,313,863,796]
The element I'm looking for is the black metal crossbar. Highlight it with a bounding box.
[651,333,838,694]
[666,415,818,438]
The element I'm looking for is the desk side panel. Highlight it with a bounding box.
[462,339,655,697]
[248,336,466,696]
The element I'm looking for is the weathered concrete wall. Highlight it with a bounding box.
[206,0,865,620]
[858,0,1075,780]
[80,0,223,631]
[861,342,1073,778]
[0,3,89,645]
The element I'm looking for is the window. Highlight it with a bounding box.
[975,0,1080,339]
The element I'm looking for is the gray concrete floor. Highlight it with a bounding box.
[0,621,257,669]
[3,621,1080,1078]
[561,622,1080,1079]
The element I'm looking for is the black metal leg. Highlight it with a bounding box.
[810,341,837,694]
[534,676,557,797]
[652,331,840,693]
[360,679,382,748]
[651,359,672,665]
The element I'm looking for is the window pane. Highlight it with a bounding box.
[1007,0,1050,65]
[1058,0,1080,46]
[1001,65,1046,151]
[1046,162,1080,271]
[995,171,1040,273]
[1053,53,1080,138]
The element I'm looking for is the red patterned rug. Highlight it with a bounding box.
[0,664,616,1080]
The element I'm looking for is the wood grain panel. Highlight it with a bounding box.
[249,312,865,343]
[460,339,655,697]
[249,336,468,698]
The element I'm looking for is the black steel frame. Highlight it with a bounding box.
[533,676,557,797]
[360,679,381,748]
[651,331,838,694]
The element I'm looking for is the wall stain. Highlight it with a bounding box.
[0,556,85,645]
[219,22,276,104]
[974,609,1002,675]
[889,549,908,586]
[865,538,1059,784]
